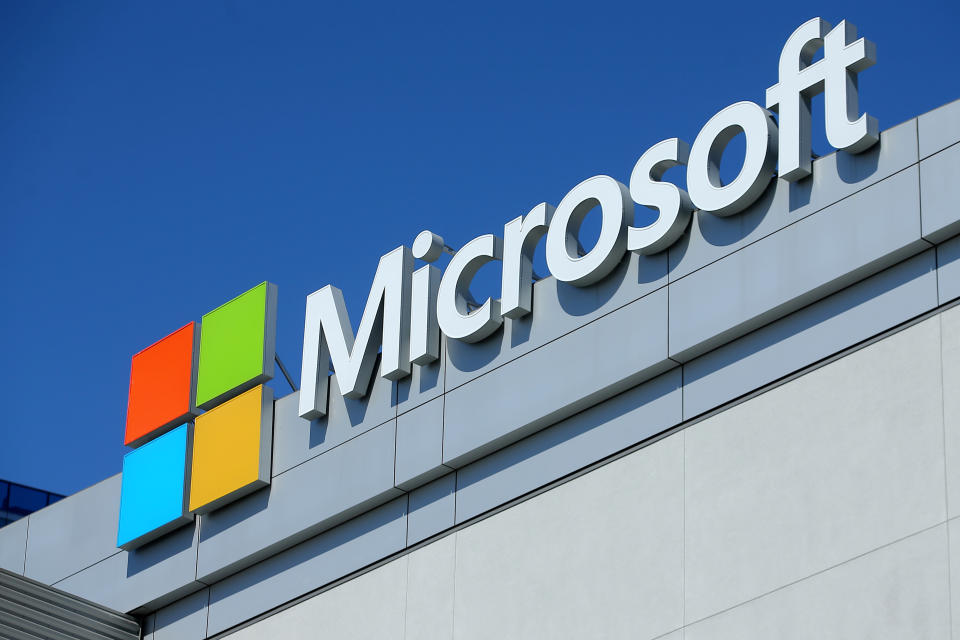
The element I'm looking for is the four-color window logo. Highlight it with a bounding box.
[117,282,278,549]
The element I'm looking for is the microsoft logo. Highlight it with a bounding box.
[117,282,278,550]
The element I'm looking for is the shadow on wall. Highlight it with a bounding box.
[455,368,681,495]
[306,353,398,454]
[411,137,885,386]
[205,497,407,614]
[669,139,884,269]
[446,249,670,375]
[395,346,442,406]
[682,247,936,392]
[127,520,197,578]
[194,486,271,547]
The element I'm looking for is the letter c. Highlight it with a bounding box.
[436,234,503,343]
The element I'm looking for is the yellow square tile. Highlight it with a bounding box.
[189,384,273,513]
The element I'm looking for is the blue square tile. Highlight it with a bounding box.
[117,424,193,550]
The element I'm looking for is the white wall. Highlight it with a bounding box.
[224,304,960,640]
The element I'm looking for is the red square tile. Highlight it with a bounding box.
[124,322,197,446]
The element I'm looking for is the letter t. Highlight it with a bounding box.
[823,20,878,154]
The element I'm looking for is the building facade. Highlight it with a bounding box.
[0,27,959,639]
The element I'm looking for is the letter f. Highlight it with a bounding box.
[765,18,830,181]
[766,18,877,182]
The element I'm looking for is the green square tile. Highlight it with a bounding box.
[196,282,277,409]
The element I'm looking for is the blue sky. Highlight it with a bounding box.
[1,1,957,495]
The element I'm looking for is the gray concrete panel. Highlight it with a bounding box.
[444,250,668,391]
[443,287,673,468]
[950,519,960,640]
[24,474,122,585]
[223,558,408,640]
[223,557,407,640]
[0,517,28,574]
[682,250,938,418]
[396,339,446,416]
[920,142,960,244]
[272,366,396,476]
[153,587,209,640]
[938,236,960,304]
[455,368,681,524]
[405,534,455,640]
[395,397,449,489]
[684,316,947,622]
[206,497,407,637]
[941,306,960,518]
[453,433,684,640]
[406,473,455,545]
[668,166,927,362]
[220,547,407,640]
[918,97,960,159]
[668,118,919,283]
[52,520,204,615]
[196,420,401,584]
[684,525,950,639]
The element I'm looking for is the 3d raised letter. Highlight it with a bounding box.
[545,176,632,286]
[766,18,877,182]
[501,203,554,319]
[627,138,693,255]
[409,230,446,364]
[437,234,503,343]
[410,264,441,364]
[687,101,778,217]
[823,21,878,153]
[299,246,413,419]
[765,18,830,181]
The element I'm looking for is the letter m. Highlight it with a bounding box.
[299,246,413,419]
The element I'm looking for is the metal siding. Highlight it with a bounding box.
[0,569,139,640]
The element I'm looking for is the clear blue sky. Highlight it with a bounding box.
[1,1,957,496]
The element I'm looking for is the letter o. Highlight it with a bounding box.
[687,101,778,217]
[545,175,632,286]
